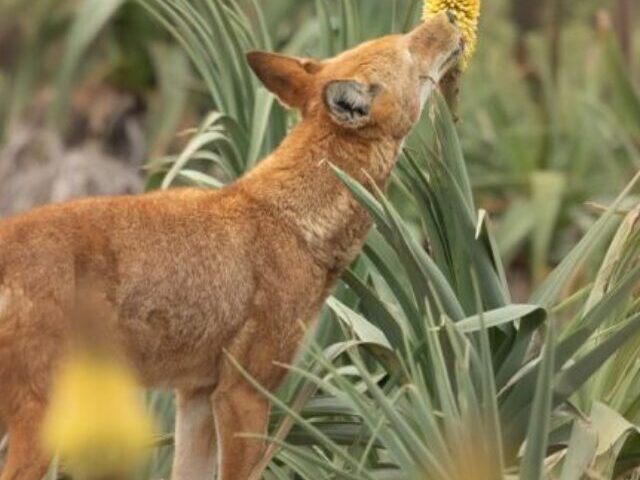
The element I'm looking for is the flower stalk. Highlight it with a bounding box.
[422,0,481,119]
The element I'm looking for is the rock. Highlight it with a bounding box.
[0,126,143,217]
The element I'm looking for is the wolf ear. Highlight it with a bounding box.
[323,80,382,128]
[246,51,321,110]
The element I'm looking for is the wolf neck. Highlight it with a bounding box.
[241,120,403,274]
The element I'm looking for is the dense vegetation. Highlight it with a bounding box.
[1,0,640,478]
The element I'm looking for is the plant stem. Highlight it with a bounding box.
[440,67,462,122]
[614,0,633,69]
[545,0,564,84]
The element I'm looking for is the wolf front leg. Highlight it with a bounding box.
[212,380,270,480]
[172,388,217,480]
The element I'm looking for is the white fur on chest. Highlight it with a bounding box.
[296,191,353,248]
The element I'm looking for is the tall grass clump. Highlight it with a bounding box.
[236,94,640,480]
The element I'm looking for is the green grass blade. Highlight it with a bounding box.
[456,305,546,333]
[559,419,598,480]
[520,320,555,480]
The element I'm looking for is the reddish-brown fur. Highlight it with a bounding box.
[0,13,461,480]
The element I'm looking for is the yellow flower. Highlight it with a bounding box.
[423,0,481,69]
[42,353,155,479]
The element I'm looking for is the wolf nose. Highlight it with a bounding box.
[446,10,457,24]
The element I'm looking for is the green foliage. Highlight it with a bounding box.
[243,96,640,479]
[48,0,127,128]
[138,0,291,185]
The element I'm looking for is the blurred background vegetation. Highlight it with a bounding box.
[1,0,639,479]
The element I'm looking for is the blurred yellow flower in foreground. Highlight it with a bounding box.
[42,352,155,479]
[423,0,481,69]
